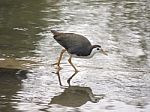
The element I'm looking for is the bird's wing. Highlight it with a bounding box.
[53,33,92,50]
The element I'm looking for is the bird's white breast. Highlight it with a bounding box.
[69,49,97,59]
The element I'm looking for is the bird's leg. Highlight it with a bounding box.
[68,56,79,73]
[57,49,66,66]
[53,49,66,69]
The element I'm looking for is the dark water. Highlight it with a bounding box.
[0,0,150,112]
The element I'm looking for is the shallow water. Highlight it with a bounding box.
[0,0,150,112]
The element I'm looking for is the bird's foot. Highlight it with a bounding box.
[51,63,62,70]
[54,65,62,70]
[75,69,79,73]
[51,62,58,66]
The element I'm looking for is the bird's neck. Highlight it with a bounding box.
[87,45,98,58]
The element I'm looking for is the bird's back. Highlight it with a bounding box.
[51,30,92,55]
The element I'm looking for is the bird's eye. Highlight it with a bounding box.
[97,48,100,50]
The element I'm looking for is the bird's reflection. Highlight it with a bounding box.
[49,86,104,107]
[55,67,78,86]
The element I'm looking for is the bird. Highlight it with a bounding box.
[51,30,107,73]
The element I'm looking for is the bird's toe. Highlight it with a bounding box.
[54,65,62,70]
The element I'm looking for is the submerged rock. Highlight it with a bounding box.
[0,67,28,81]
[0,68,28,112]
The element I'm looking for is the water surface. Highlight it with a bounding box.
[0,0,150,112]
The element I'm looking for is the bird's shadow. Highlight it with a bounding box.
[49,85,105,107]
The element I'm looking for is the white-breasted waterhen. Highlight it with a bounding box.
[51,30,107,73]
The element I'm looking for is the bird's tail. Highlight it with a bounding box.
[51,30,60,36]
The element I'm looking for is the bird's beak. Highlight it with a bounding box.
[100,48,108,55]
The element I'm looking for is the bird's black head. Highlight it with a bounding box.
[92,45,101,50]
[91,45,107,55]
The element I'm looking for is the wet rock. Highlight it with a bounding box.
[0,67,28,81]
[0,68,28,112]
